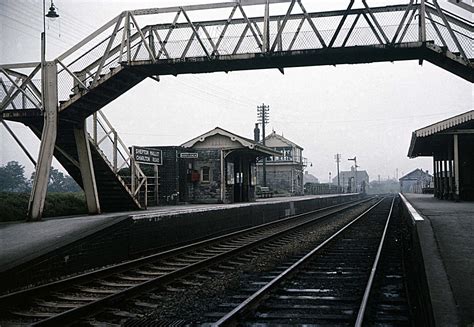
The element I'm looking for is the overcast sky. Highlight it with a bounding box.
[0,0,472,182]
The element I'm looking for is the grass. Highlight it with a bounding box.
[0,192,87,222]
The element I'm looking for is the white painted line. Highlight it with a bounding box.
[399,193,424,221]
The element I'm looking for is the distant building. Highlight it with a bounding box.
[146,127,278,204]
[303,171,319,184]
[333,167,369,193]
[257,131,305,195]
[399,169,433,194]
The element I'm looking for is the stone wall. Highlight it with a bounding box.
[192,149,222,203]
[258,164,304,195]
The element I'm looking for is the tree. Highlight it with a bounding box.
[0,161,29,192]
[48,168,67,192]
[30,167,82,193]
[62,175,81,192]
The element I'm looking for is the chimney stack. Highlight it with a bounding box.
[254,123,260,142]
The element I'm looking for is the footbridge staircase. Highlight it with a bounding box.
[1,0,472,219]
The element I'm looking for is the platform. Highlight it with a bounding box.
[0,193,358,293]
[400,193,474,327]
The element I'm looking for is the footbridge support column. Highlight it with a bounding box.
[74,121,101,214]
[27,61,58,221]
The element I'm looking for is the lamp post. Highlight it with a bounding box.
[27,1,59,221]
[42,1,59,63]
[42,1,59,101]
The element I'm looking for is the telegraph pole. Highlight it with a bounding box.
[335,154,341,189]
[257,103,270,186]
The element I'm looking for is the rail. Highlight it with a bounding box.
[0,197,374,325]
[214,196,393,325]
[355,196,396,326]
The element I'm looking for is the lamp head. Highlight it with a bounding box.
[46,1,59,18]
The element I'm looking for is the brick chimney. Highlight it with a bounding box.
[254,123,260,142]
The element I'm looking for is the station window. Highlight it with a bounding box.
[201,166,211,183]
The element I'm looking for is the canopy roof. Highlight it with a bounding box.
[408,110,474,158]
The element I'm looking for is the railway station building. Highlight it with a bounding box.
[408,110,474,201]
[333,167,370,193]
[257,131,305,195]
[147,127,279,204]
[399,168,433,194]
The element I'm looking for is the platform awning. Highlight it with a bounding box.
[408,110,474,158]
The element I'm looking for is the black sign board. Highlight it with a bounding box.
[133,146,162,165]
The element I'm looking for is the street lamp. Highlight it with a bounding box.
[42,0,59,106]
[27,1,60,221]
[46,1,59,18]
[42,1,59,62]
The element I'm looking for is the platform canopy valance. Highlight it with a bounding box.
[408,110,474,158]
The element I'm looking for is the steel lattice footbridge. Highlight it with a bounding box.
[0,0,472,220]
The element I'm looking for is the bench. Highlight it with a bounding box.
[257,186,273,198]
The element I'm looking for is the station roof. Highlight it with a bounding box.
[181,127,281,157]
[399,168,432,181]
[264,131,304,150]
[408,110,474,158]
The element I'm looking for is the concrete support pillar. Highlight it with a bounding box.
[27,61,58,221]
[440,160,444,198]
[437,160,440,198]
[433,158,437,198]
[448,156,454,199]
[154,164,159,206]
[263,0,270,52]
[220,150,225,203]
[444,160,449,198]
[436,158,441,199]
[441,159,446,199]
[454,134,460,200]
[74,121,101,214]
[419,0,427,42]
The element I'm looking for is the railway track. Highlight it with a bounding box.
[0,197,374,326]
[212,196,411,326]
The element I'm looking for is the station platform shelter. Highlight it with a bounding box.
[408,110,474,201]
[139,127,280,205]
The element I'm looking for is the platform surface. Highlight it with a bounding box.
[0,194,352,273]
[402,193,474,327]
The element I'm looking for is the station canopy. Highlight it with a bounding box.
[408,110,474,158]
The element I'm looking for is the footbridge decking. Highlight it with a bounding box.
[0,0,472,219]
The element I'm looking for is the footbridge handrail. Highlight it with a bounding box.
[1,0,472,113]
[89,110,148,208]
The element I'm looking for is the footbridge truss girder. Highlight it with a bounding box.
[0,0,472,220]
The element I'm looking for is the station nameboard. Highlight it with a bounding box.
[133,147,162,165]
[180,152,198,159]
